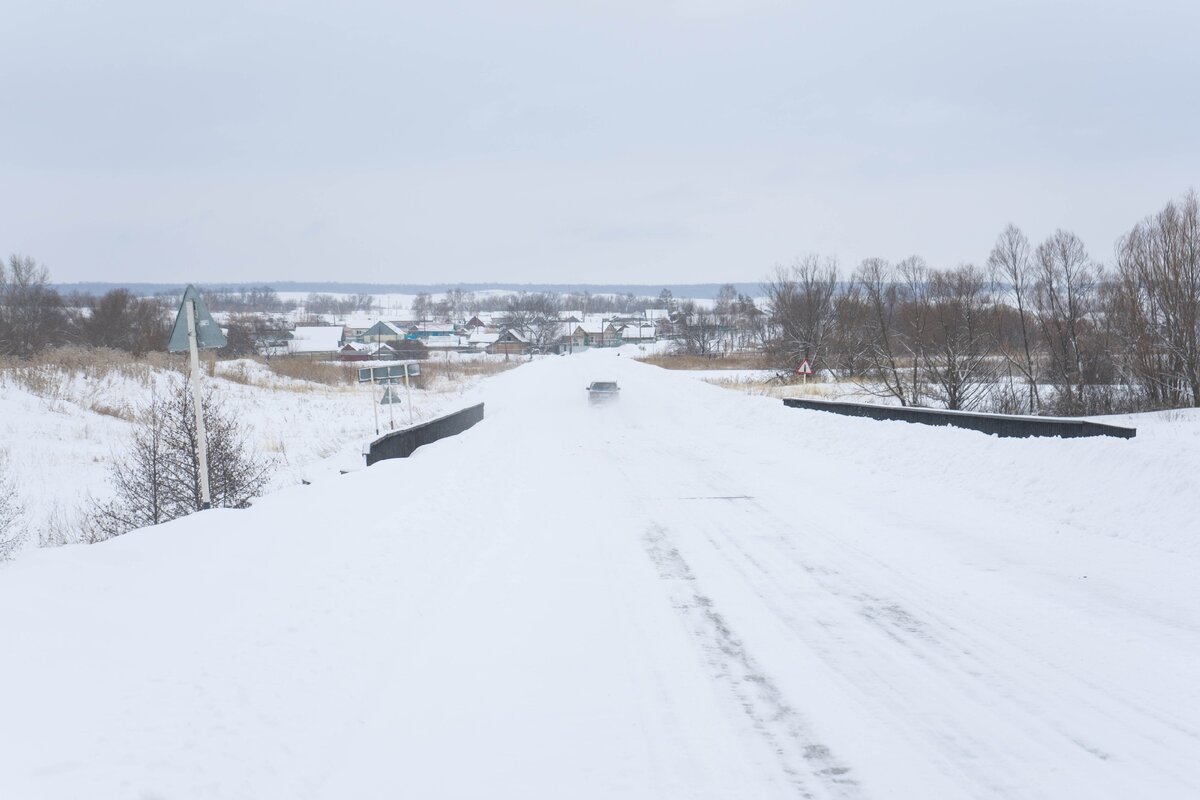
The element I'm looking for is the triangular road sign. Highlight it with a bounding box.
[796,359,813,375]
[380,386,402,405]
[168,285,227,353]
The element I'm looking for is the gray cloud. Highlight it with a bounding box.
[2,0,1197,284]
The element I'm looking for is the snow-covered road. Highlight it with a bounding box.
[3,349,1199,799]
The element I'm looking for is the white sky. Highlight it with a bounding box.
[2,0,1197,284]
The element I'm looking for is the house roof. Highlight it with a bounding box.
[362,320,407,337]
[468,331,501,345]
[289,326,343,353]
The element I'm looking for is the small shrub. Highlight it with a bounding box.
[0,453,25,560]
[94,375,273,538]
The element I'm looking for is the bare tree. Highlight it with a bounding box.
[220,314,260,358]
[922,265,997,410]
[1034,230,1100,413]
[80,289,170,355]
[675,304,720,356]
[714,283,737,327]
[988,224,1041,412]
[1113,191,1200,407]
[851,258,912,405]
[410,292,433,321]
[896,256,933,405]
[0,254,71,357]
[96,376,272,538]
[764,256,839,370]
[732,293,768,352]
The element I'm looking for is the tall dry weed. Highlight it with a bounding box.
[264,357,356,386]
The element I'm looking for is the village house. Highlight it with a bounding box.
[619,323,657,344]
[467,329,501,352]
[359,320,408,343]
[567,321,622,348]
[486,329,529,356]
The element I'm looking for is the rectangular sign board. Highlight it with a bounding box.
[357,361,421,383]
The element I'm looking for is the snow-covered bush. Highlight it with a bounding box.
[94,375,273,539]
[0,452,25,560]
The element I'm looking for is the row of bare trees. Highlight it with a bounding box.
[764,191,1200,415]
[1,256,173,358]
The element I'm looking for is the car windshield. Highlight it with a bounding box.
[591,382,618,390]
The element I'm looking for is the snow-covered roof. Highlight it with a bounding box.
[469,312,503,323]
[289,326,343,353]
[575,322,610,335]
[340,316,377,330]
[362,321,407,337]
[423,335,468,349]
[468,331,501,345]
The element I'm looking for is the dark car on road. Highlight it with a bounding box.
[586,381,620,405]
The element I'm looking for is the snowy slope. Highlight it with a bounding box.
[0,358,493,548]
[1,349,1198,799]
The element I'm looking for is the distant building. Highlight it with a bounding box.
[486,329,529,356]
[360,321,408,343]
[620,324,657,343]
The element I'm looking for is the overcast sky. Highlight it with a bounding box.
[2,0,1197,285]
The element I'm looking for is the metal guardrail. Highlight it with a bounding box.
[781,398,1136,439]
[365,403,486,465]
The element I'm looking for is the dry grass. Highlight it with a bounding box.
[253,354,517,392]
[216,361,258,386]
[700,373,870,402]
[636,352,769,370]
[419,357,519,383]
[262,357,357,386]
[0,346,183,391]
[90,401,136,421]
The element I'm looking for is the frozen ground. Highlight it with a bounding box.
[1,349,1198,798]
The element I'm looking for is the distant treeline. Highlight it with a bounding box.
[50,281,762,300]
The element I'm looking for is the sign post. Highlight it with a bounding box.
[386,380,396,429]
[359,361,421,429]
[371,375,380,434]
[167,286,227,510]
[403,365,414,426]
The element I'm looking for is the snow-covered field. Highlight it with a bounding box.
[2,349,1199,798]
[0,355,504,549]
